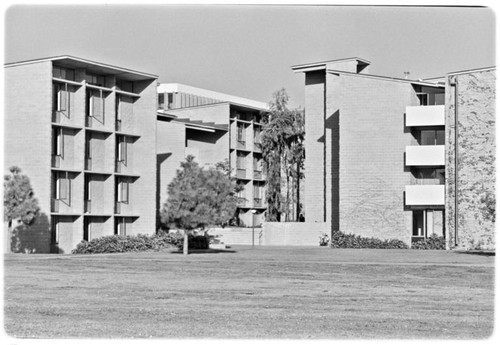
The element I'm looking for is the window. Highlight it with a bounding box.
[415,168,445,185]
[254,127,261,144]
[419,129,445,146]
[53,127,64,158]
[237,153,246,169]
[167,93,174,109]
[253,184,261,199]
[89,90,105,123]
[158,93,165,109]
[253,157,262,171]
[53,66,75,81]
[117,136,127,165]
[116,218,127,236]
[237,123,245,142]
[116,79,134,93]
[85,73,105,87]
[53,84,70,117]
[118,180,129,203]
[56,172,71,205]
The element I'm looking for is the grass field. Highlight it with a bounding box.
[3,246,495,339]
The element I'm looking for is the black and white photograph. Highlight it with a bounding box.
[1,0,497,341]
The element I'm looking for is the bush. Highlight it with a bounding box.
[411,234,446,250]
[330,231,409,249]
[72,233,176,254]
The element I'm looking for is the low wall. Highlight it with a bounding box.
[262,222,330,246]
[207,222,331,247]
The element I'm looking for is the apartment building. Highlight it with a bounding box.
[292,57,495,250]
[157,84,268,227]
[4,56,158,253]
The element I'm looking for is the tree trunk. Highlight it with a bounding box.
[183,230,189,255]
[296,161,301,221]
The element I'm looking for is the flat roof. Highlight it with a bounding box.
[4,55,158,80]
[446,66,496,76]
[325,68,444,88]
[158,83,268,111]
[291,57,371,72]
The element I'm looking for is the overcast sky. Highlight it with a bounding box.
[3,4,496,108]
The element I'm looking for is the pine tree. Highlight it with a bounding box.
[160,156,238,254]
[4,166,40,249]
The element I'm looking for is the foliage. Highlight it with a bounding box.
[479,192,495,223]
[411,234,446,250]
[261,88,305,222]
[330,231,409,249]
[71,233,176,254]
[4,166,40,225]
[160,156,239,230]
[319,233,330,246]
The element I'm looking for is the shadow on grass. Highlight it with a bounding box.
[170,248,237,255]
[455,250,495,257]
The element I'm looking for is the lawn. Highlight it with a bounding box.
[3,246,495,339]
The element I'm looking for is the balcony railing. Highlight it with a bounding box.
[254,170,263,180]
[254,198,262,207]
[116,119,122,132]
[405,145,445,166]
[86,116,92,127]
[236,168,246,179]
[405,105,445,127]
[405,185,445,206]
[254,142,262,152]
[237,197,247,207]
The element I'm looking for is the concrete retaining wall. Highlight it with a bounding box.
[207,222,331,246]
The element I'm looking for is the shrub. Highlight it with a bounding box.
[72,233,177,254]
[411,234,446,250]
[319,233,330,246]
[330,231,409,249]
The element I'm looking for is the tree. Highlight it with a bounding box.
[261,88,305,222]
[4,166,40,250]
[160,156,239,254]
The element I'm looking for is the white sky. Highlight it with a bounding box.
[2,2,497,108]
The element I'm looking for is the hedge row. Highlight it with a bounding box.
[330,231,409,249]
[411,234,446,250]
[72,233,177,254]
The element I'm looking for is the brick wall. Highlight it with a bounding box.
[445,69,496,250]
[304,71,326,222]
[4,61,53,253]
[332,74,417,243]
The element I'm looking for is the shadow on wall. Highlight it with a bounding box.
[10,213,52,254]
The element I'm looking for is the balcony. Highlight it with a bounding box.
[405,185,445,206]
[405,145,445,166]
[405,105,445,127]
[254,142,262,152]
[254,198,262,207]
[237,197,247,207]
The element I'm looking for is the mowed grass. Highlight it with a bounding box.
[3,246,495,339]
